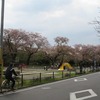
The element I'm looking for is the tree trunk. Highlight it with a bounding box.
[26,53,33,65]
[11,52,17,62]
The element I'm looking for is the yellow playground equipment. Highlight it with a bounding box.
[58,63,74,71]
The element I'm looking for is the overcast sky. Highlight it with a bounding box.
[0,0,100,46]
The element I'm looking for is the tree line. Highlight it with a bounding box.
[2,29,100,70]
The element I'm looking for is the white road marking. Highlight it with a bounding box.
[70,89,97,100]
[74,78,87,82]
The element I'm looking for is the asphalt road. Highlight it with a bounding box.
[0,72,100,100]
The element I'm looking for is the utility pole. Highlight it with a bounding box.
[0,0,5,86]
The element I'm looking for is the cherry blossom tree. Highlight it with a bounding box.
[3,29,27,62]
[23,32,49,65]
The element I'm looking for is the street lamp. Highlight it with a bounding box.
[0,0,5,85]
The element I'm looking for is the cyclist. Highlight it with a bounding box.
[5,62,18,90]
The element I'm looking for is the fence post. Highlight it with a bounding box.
[53,72,54,80]
[21,74,23,87]
[62,71,63,79]
[39,73,41,82]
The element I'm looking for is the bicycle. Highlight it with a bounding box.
[1,76,20,93]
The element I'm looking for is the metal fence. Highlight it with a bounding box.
[1,66,100,93]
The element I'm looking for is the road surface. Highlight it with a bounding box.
[0,72,100,100]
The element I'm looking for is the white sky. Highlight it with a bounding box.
[0,0,100,46]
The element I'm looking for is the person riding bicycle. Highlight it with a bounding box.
[5,62,18,90]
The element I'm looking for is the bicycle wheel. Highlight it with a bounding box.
[1,80,6,93]
[1,80,10,92]
[1,80,7,88]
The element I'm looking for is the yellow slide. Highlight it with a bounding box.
[58,63,73,71]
